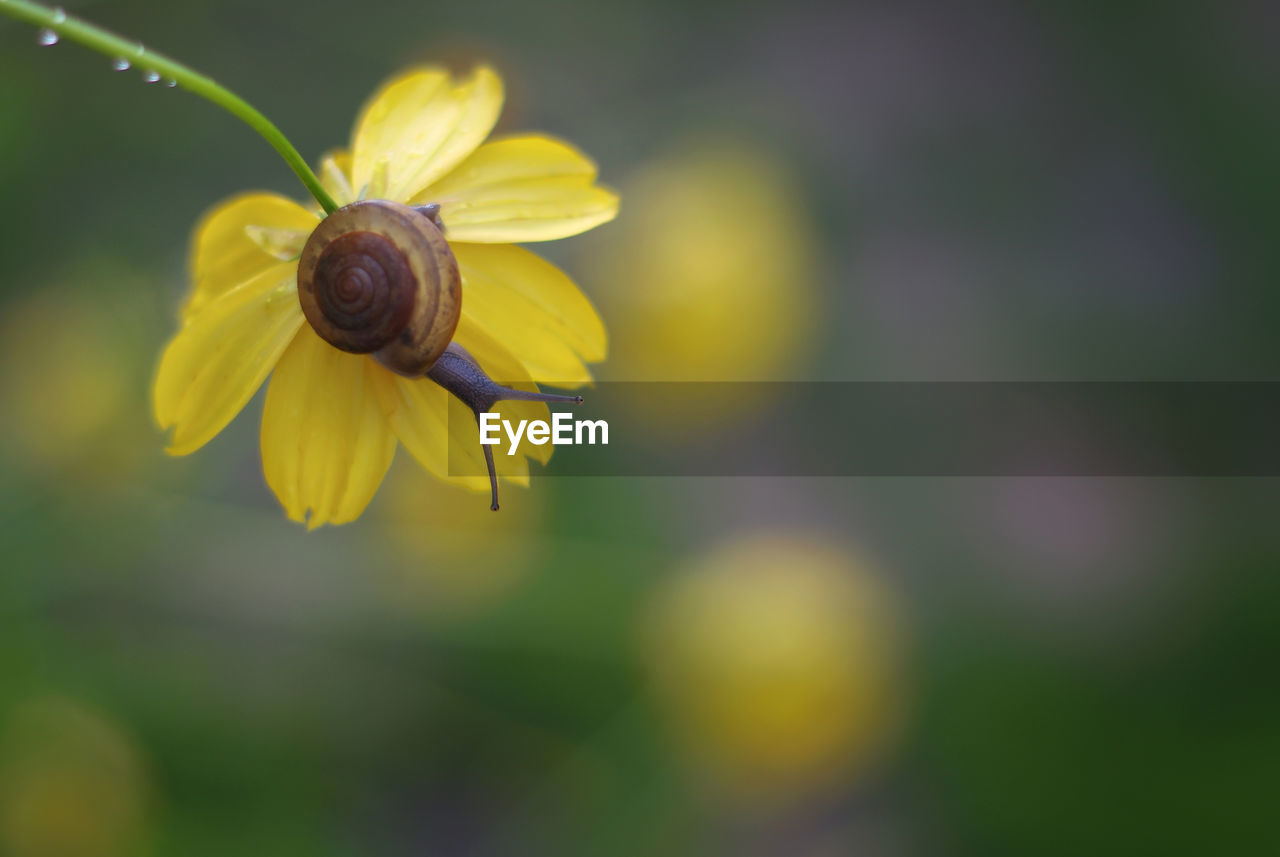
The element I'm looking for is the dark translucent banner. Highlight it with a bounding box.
[446,382,1280,477]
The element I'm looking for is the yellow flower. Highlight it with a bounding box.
[153,66,616,527]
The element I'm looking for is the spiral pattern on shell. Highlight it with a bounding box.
[310,231,414,353]
[298,199,461,376]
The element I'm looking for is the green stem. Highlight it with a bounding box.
[0,0,338,213]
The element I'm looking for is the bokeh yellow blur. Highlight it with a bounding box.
[642,532,902,805]
[0,697,149,857]
[581,136,817,385]
[0,287,143,480]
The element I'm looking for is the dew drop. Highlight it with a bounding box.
[52,7,67,24]
[36,28,59,46]
[164,78,177,88]
[141,70,161,84]
[111,57,131,71]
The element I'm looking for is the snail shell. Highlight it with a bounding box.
[297,199,461,376]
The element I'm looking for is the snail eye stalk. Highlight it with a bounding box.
[412,203,445,232]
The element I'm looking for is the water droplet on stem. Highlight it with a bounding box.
[112,57,131,71]
[141,70,161,84]
[164,78,177,88]
[36,28,59,46]
[52,7,67,24]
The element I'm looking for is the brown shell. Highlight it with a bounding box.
[297,199,461,376]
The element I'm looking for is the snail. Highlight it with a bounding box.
[297,198,582,511]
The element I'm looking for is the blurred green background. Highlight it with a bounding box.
[2,1,1279,855]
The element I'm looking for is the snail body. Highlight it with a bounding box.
[296,198,580,510]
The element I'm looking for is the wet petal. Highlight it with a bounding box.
[351,66,503,204]
[185,193,317,320]
[261,329,397,528]
[455,243,604,384]
[419,136,619,242]
[154,263,304,456]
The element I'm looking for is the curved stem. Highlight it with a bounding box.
[0,0,338,213]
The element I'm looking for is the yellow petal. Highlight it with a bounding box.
[351,66,503,204]
[261,329,397,528]
[454,244,605,383]
[368,367,453,478]
[153,262,304,456]
[185,193,318,320]
[418,136,619,242]
[318,149,355,207]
